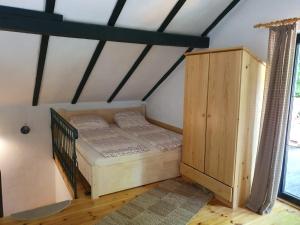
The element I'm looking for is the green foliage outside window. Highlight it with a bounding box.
[295,51,300,97]
[295,63,300,97]
[296,70,300,97]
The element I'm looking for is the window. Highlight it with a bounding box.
[278,34,300,206]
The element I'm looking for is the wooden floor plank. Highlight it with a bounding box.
[0,179,299,225]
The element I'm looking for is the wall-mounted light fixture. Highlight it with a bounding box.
[20,125,30,135]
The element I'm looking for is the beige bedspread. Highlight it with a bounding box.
[76,123,182,159]
[121,124,182,150]
[78,126,149,158]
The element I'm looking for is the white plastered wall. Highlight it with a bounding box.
[0,106,72,216]
[0,100,142,216]
[146,0,300,128]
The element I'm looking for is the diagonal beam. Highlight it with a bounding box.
[32,0,56,106]
[0,13,209,47]
[107,0,187,102]
[71,0,126,104]
[201,0,241,37]
[142,47,192,101]
[142,0,241,101]
[0,5,62,21]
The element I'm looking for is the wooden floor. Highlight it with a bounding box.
[0,179,300,225]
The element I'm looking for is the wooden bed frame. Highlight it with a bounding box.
[51,106,181,199]
[58,106,146,124]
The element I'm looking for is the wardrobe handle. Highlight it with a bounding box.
[207,114,211,118]
[202,113,206,117]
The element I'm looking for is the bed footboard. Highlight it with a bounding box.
[50,108,78,198]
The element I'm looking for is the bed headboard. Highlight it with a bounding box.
[57,105,146,124]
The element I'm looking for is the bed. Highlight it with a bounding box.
[51,106,182,199]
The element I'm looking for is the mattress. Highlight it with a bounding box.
[122,124,182,150]
[75,124,182,166]
[79,126,149,158]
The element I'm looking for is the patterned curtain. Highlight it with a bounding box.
[247,23,297,214]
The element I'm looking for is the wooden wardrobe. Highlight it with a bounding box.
[181,47,266,208]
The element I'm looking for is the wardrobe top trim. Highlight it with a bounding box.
[185,46,265,65]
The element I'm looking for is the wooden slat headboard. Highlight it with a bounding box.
[57,105,145,124]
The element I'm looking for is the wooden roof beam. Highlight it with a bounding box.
[107,0,187,103]
[142,0,241,101]
[71,0,127,104]
[32,0,56,106]
[0,11,209,48]
[0,5,62,21]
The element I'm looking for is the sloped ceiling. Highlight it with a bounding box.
[0,0,232,105]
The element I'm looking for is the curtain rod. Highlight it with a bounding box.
[254,17,300,28]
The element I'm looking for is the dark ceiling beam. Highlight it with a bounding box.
[142,0,241,101]
[0,14,209,48]
[107,0,187,103]
[32,0,56,106]
[201,0,241,36]
[142,47,192,101]
[71,0,126,104]
[0,5,62,21]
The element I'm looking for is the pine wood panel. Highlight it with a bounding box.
[232,51,266,207]
[59,106,145,124]
[205,50,242,186]
[180,163,232,202]
[1,179,299,225]
[182,54,209,172]
[185,46,265,65]
[145,117,182,134]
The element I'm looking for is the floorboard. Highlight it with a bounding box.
[0,179,299,225]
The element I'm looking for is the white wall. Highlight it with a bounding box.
[146,0,300,128]
[146,63,185,128]
[209,0,300,61]
[0,101,142,216]
[0,106,71,216]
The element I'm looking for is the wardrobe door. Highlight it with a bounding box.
[183,54,209,172]
[205,51,242,186]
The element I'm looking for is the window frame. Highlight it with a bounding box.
[278,34,300,206]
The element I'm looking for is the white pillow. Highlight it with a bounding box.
[70,114,109,130]
[114,111,149,128]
